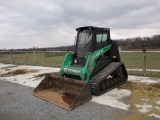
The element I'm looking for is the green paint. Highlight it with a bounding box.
[60,44,112,83]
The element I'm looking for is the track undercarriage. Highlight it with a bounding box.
[89,62,128,96]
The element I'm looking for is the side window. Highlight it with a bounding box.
[96,33,108,43]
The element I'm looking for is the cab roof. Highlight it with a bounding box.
[76,26,110,31]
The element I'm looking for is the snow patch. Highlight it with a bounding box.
[128,75,160,84]
[127,68,160,72]
[0,63,60,87]
[156,101,160,105]
[92,88,131,110]
[154,106,160,111]
[149,113,160,119]
[135,103,153,113]
[141,99,149,102]
[0,63,159,113]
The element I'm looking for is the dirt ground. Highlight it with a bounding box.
[118,81,160,120]
[0,69,39,77]
[0,67,160,119]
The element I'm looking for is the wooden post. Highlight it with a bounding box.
[44,50,46,67]
[10,49,13,64]
[26,50,28,64]
[118,47,121,61]
[34,50,36,64]
[143,48,146,76]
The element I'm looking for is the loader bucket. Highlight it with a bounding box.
[33,74,92,110]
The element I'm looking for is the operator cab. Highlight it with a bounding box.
[74,26,111,66]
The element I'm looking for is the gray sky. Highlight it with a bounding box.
[0,0,160,49]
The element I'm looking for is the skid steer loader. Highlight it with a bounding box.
[33,26,128,110]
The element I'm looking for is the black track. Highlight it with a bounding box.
[89,62,128,96]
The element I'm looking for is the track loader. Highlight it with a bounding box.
[33,26,128,110]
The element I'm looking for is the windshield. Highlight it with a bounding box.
[78,30,92,48]
[76,30,92,60]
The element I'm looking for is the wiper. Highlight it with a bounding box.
[84,39,91,48]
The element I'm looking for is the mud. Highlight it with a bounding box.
[35,73,49,77]
[0,69,39,77]
[35,72,60,78]
[1,65,18,69]
[118,81,160,120]
[62,92,77,105]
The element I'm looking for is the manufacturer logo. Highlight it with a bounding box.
[64,68,81,74]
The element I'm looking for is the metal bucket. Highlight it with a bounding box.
[33,74,92,110]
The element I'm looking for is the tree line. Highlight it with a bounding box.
[55,34,160,51]
[0,34,160,51]
[116,35,160,50]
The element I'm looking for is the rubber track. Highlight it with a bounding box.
[89,62,128,96]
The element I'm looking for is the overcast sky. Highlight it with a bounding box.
[0,0,160,49]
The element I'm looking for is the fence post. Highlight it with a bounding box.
[26,50,28,64]
[34,50,36,64]
[10,49,13,64]
[118,47,121,61]
[143,48,146,76]
[44,50,46,67]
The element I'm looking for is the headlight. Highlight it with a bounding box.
[74,59,78,64]
[85,53,88,59]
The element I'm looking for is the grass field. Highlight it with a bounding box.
[0,52,65,66]
[121,52,160,69]
[127,70,160,78]
[0,51,160,69]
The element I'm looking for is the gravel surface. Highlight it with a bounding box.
[0,79,127,120]
[0,79,159,120]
